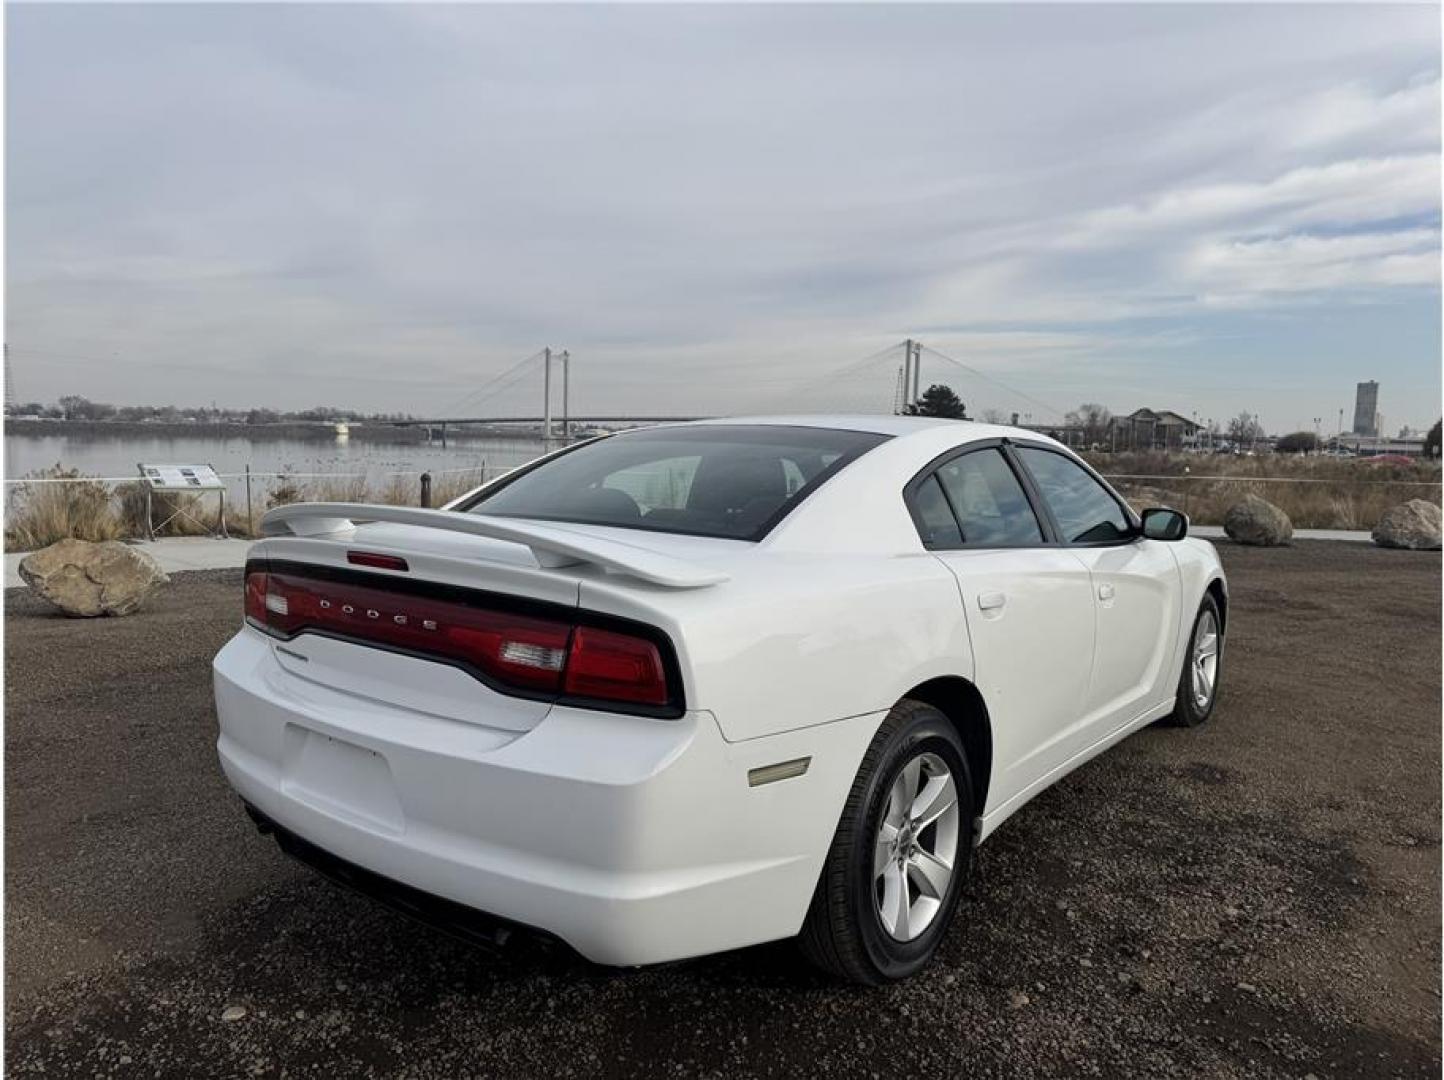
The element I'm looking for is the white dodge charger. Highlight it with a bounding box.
[214,416,1227,983]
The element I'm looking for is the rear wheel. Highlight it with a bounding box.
[1166,594,1223,727]
[799,700,975,984]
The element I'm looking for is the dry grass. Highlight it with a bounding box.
[6,466,504,549]
[228,467,497,536]
[114,482,218,538]
[9,452,1440,549]
[4,467,125,551]
[1092,451,1442,528]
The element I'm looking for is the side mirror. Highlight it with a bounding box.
[1141,507,1188,541]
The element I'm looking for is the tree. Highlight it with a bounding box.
[1426,419,1441,460]
[57,394,90,421]
[979,407,1008,424]
[56,395,114,421]
[1065,403,1113,447]
[1226,411,1263,446]
[1274,431,1318,454]
[913,384,967,419]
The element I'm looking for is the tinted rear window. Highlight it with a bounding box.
[464,425,889,540]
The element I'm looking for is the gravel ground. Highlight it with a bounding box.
[5,542,1440,1078]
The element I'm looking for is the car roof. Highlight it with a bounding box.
[683,413,1046,444]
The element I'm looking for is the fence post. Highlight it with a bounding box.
[420,472,432,509]
[244,465,253,535]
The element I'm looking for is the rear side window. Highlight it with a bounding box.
[935,450,1043,546]
[465,425,889,541]
[1015,446,1131,544]
[913,476,963,548]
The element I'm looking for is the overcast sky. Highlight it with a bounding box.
[7,4,1441,432]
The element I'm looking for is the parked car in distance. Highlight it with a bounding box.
[214,415,1227,983]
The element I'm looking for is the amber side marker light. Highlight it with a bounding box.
[748,757,811,787]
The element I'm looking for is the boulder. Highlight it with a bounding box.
[1371,499,1442,551]
[1223,494,1293,547]
[18,539,169,617]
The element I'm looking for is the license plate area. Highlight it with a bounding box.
[281,725,405,836]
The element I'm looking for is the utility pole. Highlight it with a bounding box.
[542,346,552,441]
[3,343,11,414]
[561,350,570,442]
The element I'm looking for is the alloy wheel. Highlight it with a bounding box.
[873,751,961,942]
[1191,610,1220,710]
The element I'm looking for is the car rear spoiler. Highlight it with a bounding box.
[259,502,729,589]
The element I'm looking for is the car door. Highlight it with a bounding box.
[1012,445,1182,734]
[907,444,1098,815]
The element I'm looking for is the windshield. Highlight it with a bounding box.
[463,425,889,541]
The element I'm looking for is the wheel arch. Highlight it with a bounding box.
[1205,575,1228,634]
[900,676,993,818]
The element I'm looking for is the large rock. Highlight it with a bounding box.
[18,539,169,617]
[1223,493,1293,547]
[1372,499,1442,550]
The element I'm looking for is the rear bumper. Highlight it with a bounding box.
[244,803,562,954]
[214,628,882,966]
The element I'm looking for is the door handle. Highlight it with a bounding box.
[978,591,1007,611]
[1098,583,1116,601]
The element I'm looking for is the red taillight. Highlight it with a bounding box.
[244,569,268,624]
[243,566,674,711]
[564,626,669,706]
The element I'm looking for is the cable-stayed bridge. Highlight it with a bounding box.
[397,339,1066,440]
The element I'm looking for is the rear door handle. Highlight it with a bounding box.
[978,591,1007,611]
[1098,583,1115,601]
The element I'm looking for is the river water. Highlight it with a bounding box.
[4,430,550,505]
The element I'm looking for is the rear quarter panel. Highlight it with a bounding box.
[577,552,972,743]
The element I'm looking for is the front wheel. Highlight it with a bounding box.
[1166,594,1223,727]
[799,700,975,984]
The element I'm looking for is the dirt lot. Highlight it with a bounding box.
[5,541,1440,1078]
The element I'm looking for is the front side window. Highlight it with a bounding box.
[1015,446,1132,544]
[465,425,889,541]
[932,448,1043,546]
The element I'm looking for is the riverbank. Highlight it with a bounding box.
[2,467,495,550]
[7,418,432,442]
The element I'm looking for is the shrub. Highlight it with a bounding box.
[267,470,304,508]
[4,465,125,551]
[115,481,217,537]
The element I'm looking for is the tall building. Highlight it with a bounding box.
[1352,380,1379,437]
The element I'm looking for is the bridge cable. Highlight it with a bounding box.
[916,343,1064,419]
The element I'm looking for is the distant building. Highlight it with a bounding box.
[1352,381,1379,437]
[1109,408,1201,450]
[1334,432,1426,457]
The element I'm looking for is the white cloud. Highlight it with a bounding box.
[5,3,1440,428]
[1184,228,1440,298]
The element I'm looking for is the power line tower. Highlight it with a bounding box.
[4,344,13,413]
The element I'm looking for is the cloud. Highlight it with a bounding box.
[1184,228,1440,299]
[4,3,1440,429]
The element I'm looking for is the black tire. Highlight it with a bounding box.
[799,699,976,984]
[1165,593,1223,727]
